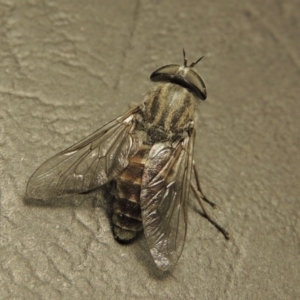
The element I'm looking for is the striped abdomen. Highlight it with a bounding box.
[112,82,195,242]
[112,144,150,242]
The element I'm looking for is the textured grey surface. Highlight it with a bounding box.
[0,0,299,299]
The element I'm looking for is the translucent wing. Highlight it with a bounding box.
[140,129,195,271]
[26,107,141,200]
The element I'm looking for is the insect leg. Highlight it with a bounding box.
[191,162,230,240]
[192,162,217,208]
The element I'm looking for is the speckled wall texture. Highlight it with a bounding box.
[0,1,299,299]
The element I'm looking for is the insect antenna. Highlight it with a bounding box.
[189,55,204,68]
[183,48,204,68]
[183,48,188,67]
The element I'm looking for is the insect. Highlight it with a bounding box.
[26,50,229,271]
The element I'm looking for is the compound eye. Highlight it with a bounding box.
[150,64,180,82]
[185,69,207,100]
[150,64,207,100]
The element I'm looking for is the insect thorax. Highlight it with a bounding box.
[141,83,195,143]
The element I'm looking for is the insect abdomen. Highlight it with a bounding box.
[112,145,150,243]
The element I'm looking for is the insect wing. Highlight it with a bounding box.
[140,130,195,271]
[26,107,140,200]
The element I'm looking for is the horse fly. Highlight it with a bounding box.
[26,49,229,271]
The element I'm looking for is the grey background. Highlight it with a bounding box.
[0,0,299,299]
